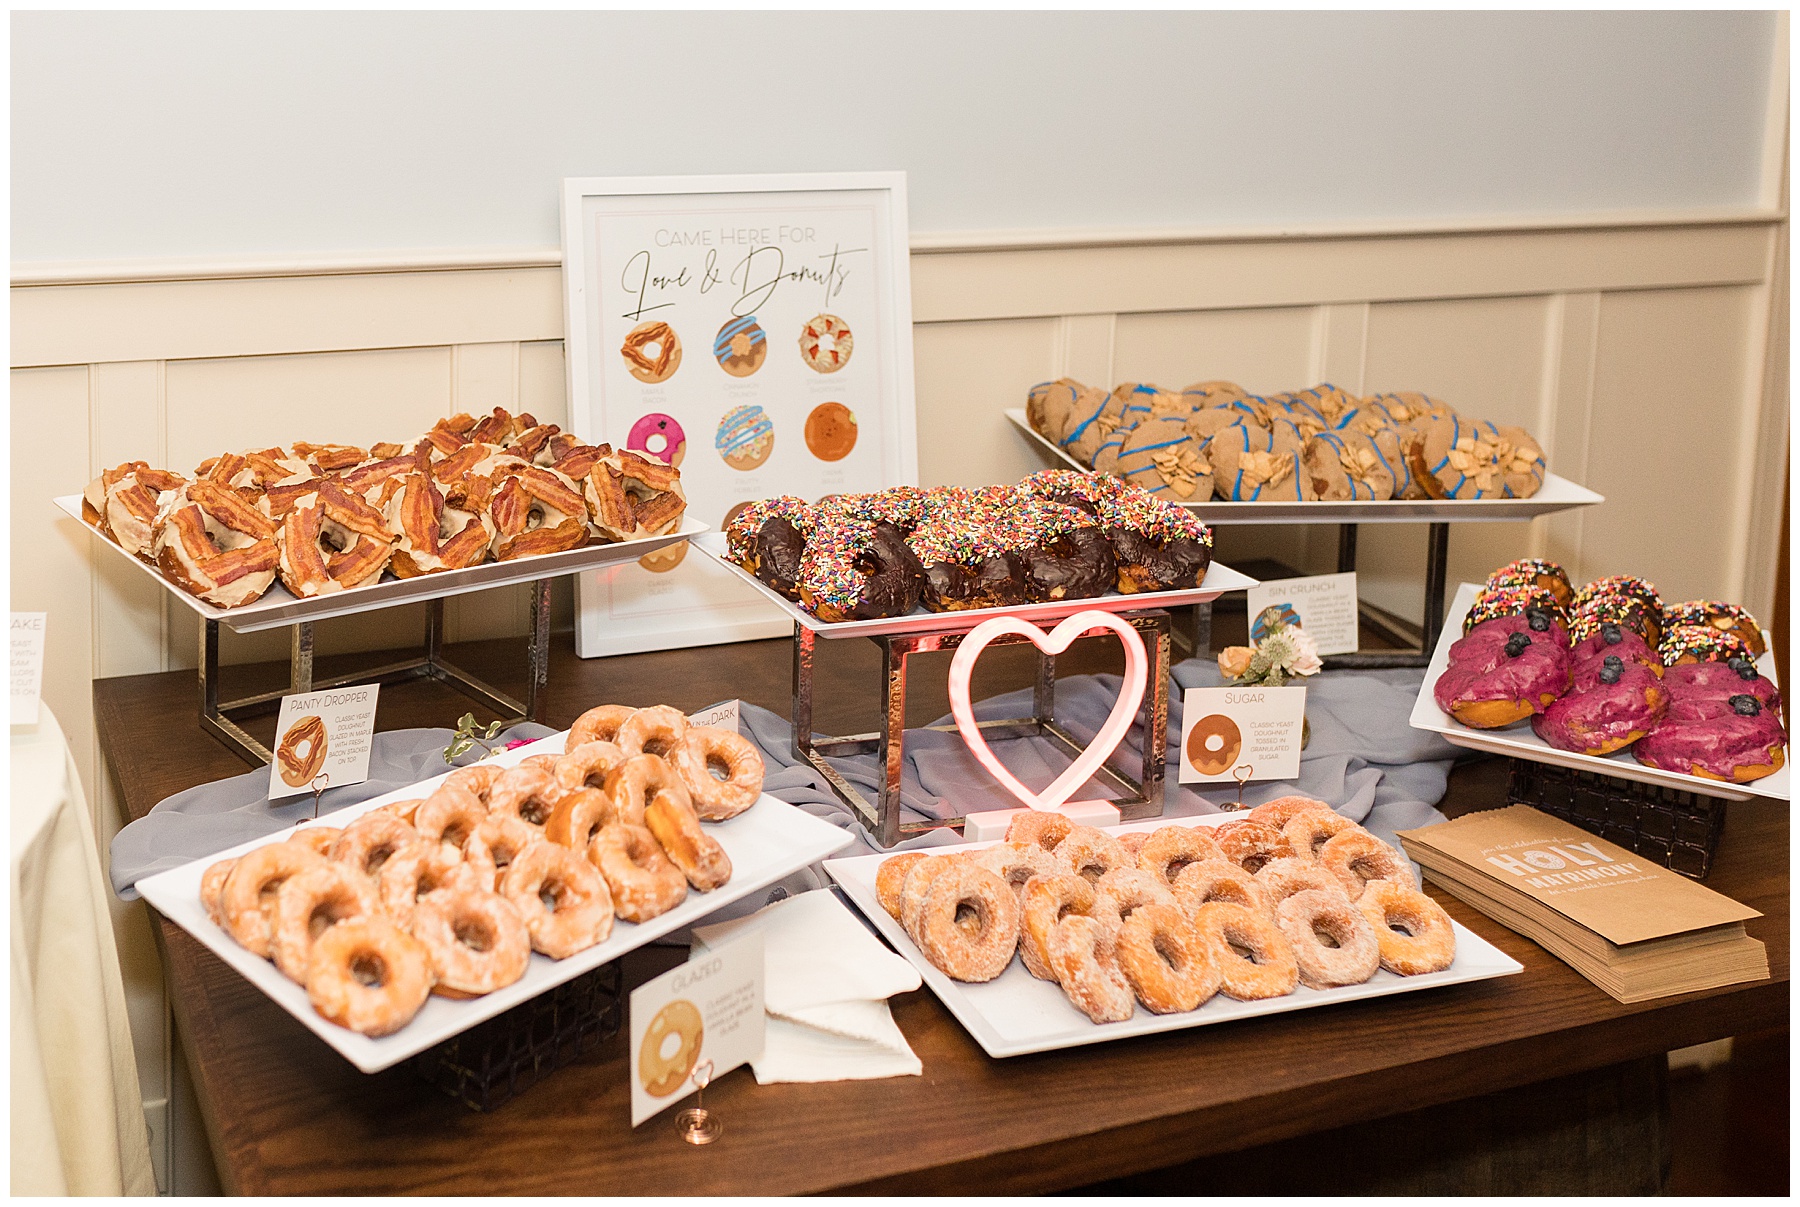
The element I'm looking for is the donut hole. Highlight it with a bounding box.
[363,841,404,877]
[308,898,359,941]
[1227,939,1258,963]
[1240,853,1274,875]
[703,753,733,782]
[257,876,291,908]
[1310,925,1343,950]
[1165,856,1200,881]
[658,1031,683,1062]
[953,898,989,936]
[539,879,567,912]
[453,917,496,953]
[349,951,388,988]
[1152,933,1185,972]
[441,822,475,849]
[416,869,451,897]
[1382,915,1419,938]
[1072,861,1106,884]
[641,736,679,759]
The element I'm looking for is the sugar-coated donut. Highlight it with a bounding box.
[1282,809,1355,861]
[915,865,1020,983]
[644,788,732,892]
[876,852,930,919]
[975,841,1068,906]
[1058,826,1131,883]
[486,764,564,830]
[377,841,480,932]
[501,840,614,958]
[1192,901,1299,1000]
[1318,831,1417,901]
[1117,902,1222,1013]
[669,727,764,821]
[639,1000,703,1099]
[1245,795,1335,831]
[569,704,635,749]
[222,842,325,958]
[412,888,531,997]
[305,919,434,1037]
[617,705,690,760]
[1357,881,1457,975]
[271,862,381,983]
[543,787,620,852]
[1277,889,1381,989]
[1005,810,1073,853]
[328,814,420,881]
[1095,866,1178,923]
[588,823,688,923]
[1117,831,1151,857]
[1046,914,1136,1023]
[554,740,627,795]
[899,856,967,943]
[1171,858,1273,918]
[1254,856,1349,906]
[1020,872,1120,983]
[1137,826,1224,888]
[1214,820,1295,873]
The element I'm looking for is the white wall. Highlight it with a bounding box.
[12,10,1780,264]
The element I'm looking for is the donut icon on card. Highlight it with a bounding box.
[277,714,328,788]
[639,998,704,1097]
[713,315,768,377]
[638,542,688,574]
[715,405,775,471]
[803,402,858,462]
[798,313,853,374]
[621,321,682,384]
[1185,714,1242,777]
[1251,603,1302,643]
[627,413,686,467]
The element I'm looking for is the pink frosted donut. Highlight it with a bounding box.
[627,413,687,467]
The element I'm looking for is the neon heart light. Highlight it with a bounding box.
[947,610,1148,813]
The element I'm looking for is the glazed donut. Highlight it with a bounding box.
[277,715,329,788]
[587,823,688,923]
[283,826,342,858]
[1005,810,1073,853]
[1254,856,1349,907]
[520,753,565,775]
[1171,858,1274,918]
[915,865,1020,983]
[644,789,732,892]
[601,753,687,829]
[798,313,854,374]
[1277,889,1381,989]
[411,888,532,997]
[639,1000,704,1098]
[384,470,493,577]
[413,783,490,850]
[1117,902,1222,1013]
[1246,796,1336,831]
[367,798,422,825]
[616,705,690,760]
[583,450,687,541]
[486,764,564,829]
[1095,867,1178,920]
[488,465,592,561]
[221,842,326,958]
[442,763,503,806]
[475,815,540,888]
[669,727,764,821]
[569,704,635,748]
[1318,831,1417,901]
[201,858,238,929]
[152,481,281,608]
[501,840,615,958]
[543,787,621,851]
[1282,809,1355,861]
[1137,826,1225,888]
[975,841,1068,906]
[1045,914,1136,1023]
[1192,901,1299,1000]
[377,841,480,932]
[1020,872,1120,983]
[875,852,930,920]
[553,740,627,795]
[305,919,434,1037]
[1214,820,1295,873]
[1058,826,1131,883]
[328,814,421,882]
[1357,881,1457,975]
[275,482,395,597]
[271,862,381,983]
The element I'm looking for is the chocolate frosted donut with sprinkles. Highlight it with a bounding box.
[992,494,1117,603]
[1095,489,1213,592]
[907,488,1030,611]
[797,513,920,621]
[724,495,814,600]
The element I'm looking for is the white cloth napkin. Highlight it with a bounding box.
[693,889,922,1083]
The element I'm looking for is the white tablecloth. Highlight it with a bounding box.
[11,705,155,1196]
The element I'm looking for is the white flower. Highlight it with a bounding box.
[1287,626,1323,677]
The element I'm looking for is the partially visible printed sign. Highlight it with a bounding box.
[1246,571,1359,655]
[11,612,46,726]
[629,931,765,1126]
[268,685,380,800]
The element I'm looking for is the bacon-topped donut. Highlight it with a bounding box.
[83,462,188,560]
[546,434,609,480]
[489,464,591,560]
[584,450,688,541]
[153,481,281,607]
[383,471,494,577]
[277,481,395,597]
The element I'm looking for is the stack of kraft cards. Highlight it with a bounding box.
[1397,805,1768,1003]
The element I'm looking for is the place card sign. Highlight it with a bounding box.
[1246,571,1359,655]
[630,930,765,1126]
[11,612,46,726]
[1178,685,1307,784]
[267,685,380,801]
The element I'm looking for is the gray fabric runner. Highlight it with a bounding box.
[111,662,1463,930]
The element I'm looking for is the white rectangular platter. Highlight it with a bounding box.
[1007,409,1605,524]
[692,531,1257,640]
[1410,582,1789,802]
[56,493,704,634]
[135,732,853,1073]
[825,814,1522,1059]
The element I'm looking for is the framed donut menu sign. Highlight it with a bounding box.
[561,172,919,656]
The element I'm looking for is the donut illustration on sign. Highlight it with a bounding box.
[715,405,775,471]
[278,714,328,787]
[621,321,682,384]
[626,413,687,467]
[798,313,853,374]
[638,543,689,574]
[713,315,768,377]
[639,998,704,1097]
[803,402,858,462]
[1185,713,1243,777]
[1251,603,1302,643]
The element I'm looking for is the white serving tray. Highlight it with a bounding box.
[1409,582,1789,803]
[692,531,1257,640]
[56,493,704,634]
[825,815,1522,1059]
[135,732,853,1073]
[1006,409,1605,524]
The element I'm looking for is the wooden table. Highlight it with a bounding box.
[96,631,1789,1195]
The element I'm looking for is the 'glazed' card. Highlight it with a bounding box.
[267,684,380,800]
[1178,686,1307,784]
[630,930,765,1126]
[1246,572,1359,655]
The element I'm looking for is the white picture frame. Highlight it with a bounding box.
[560,172,919,657]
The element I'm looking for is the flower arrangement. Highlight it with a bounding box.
[1218,620,1323,688]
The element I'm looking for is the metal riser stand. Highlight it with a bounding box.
[199,580,553,766]
[792,611,1172,848]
